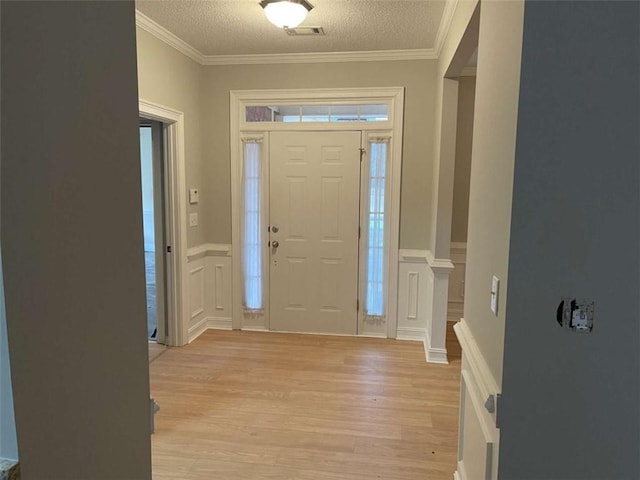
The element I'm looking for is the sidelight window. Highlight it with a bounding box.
[241,139,264,312]
[365,139,389,318]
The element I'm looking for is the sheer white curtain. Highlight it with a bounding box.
[365,139,389,319]
[242,140,263,312]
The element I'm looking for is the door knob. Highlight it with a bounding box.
[272,226,279,233]
[272,241,279,248]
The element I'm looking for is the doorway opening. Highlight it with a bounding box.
[139,99,189,347]
[139,119,168,342]
[447,62,477,332]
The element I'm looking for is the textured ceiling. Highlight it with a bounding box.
[135,0,447,56]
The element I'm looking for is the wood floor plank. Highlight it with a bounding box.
[151,325,461,479]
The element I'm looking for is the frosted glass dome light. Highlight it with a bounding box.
[260,0,313,29]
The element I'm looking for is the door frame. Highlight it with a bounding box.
[139,99,188,346]
[138,119,168,343]
[230,87,404,338]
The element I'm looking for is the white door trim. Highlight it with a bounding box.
[230,87,404,338]
[139,99,188,346]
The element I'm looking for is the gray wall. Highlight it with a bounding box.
[1,2,152,478]
[450,76,476,243]
[136,28,441,250]
[463,0,524,386]
[137,27,205,248]
[499,1,640,477]
[201,61,437,249]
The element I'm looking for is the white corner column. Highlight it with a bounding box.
[425,251,454,364]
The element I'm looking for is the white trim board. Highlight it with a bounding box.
[424,327,449,364]
[188,316,208,343]
[136,11,204,64]
[187,243,232,262]
[204,49,437,65]
[454,318,501,408]
[434,0,460,58]
[396,327,427,341]
[135,3,458,65]
[399,249,429,264]
[139,99,188,347]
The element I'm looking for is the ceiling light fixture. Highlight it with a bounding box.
[259,0,314,29]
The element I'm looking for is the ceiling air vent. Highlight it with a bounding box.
[284,26,325,36]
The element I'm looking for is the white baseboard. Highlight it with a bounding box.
[240,327,269,332]
[358,332,387,339]
[208,317,232,330]
[396,327,427,341]
[188,316,208,343]
[188,317,234,343]
[424,327,449,364]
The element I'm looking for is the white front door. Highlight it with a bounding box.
[269,131,361,335]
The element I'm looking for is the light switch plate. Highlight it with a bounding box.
[490,275,499,315]
[189,188,199,204]
[189,212,198,227]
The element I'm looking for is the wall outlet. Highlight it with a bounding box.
[557,298,594,333]
[490,275,499,315]
[189,212,198,227]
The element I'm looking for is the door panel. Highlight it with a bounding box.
[270,131,361,335]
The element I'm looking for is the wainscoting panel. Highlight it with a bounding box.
[187,244,233,342]
[205,253,232,330]
[454,319,501,480]
[187,261,207,342]
[397,250,429,341]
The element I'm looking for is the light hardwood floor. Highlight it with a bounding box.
[150,324,462,479]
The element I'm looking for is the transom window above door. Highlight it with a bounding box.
[245,104,389,123]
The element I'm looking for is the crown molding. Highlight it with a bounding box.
[135,1,458,67]
[202,48,435,66]
[434,0,459,58]
[135,10,205,65]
